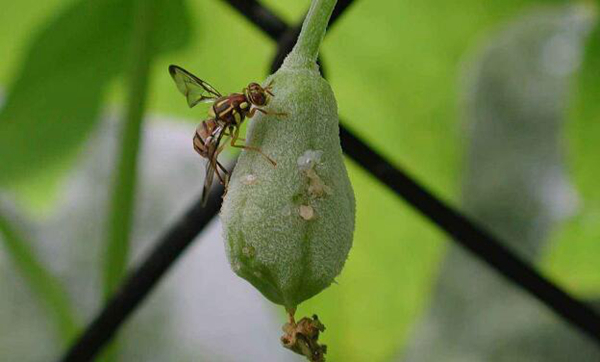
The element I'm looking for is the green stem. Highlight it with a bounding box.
[283,0,338,69]
[102,0,157,359]
[103,0,156,299]
[0,211,79,343]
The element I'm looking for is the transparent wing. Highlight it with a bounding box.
[169,65,222,108]
[201,125,226,206]
[201,163,215,206]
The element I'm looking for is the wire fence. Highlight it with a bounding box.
[59,1,600,361]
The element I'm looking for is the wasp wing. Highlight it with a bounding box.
[201,165,215,206]
[169,65,222,108]
[201,125,227,206]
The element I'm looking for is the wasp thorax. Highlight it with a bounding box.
[246,82,269,106]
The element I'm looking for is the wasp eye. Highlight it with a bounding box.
[251,89,267,106]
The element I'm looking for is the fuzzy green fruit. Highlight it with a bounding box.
[220,61,355,310]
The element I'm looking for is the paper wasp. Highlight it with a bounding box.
[168,65,283,205]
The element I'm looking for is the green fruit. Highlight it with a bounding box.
[220,61,355,310]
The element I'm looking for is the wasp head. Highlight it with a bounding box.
[245,82,272,107]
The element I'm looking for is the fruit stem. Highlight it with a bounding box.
[283,0,338,69]
[287,307,297,324]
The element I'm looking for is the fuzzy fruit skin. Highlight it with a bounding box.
[220,65,355,310]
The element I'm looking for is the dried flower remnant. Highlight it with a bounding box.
[281,314,327,362]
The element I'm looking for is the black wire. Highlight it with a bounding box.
[58,1,600,360]
[271,25,302,73]
[220,0,287,39]
[339,128,600,343]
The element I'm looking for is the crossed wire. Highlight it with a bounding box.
[59,1,600,361]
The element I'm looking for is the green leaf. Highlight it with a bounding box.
[403,4,597,360]
[0,0,190,188]
[102,0,158,303]
[544,14,600,294]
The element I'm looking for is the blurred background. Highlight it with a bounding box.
[1,0,600,361]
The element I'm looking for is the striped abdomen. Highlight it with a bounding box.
[193,118,220,157]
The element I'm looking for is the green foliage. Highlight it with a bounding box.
[0,0,598,361]
[544,19,600,294]
[0,0,191,357]
[101,1,165,360]
[403,5,599,360]
[103,0,159,300]
[0,0,190,189]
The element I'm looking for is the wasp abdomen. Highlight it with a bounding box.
[193,118,219,157]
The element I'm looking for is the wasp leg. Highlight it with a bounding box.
[231,142,277,166]
[211,142,231,185]
[218,160,232,200]
[230,128,277,166]
[248,106,287,118]
[209,161,229,187]
[211,160,226,185]
[216,160,229,185]
[223,131,245,142]
[216,136,231,154]
[264,80,275,96]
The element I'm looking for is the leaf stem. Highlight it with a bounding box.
[0,211,78,343]
[283,0,338,69]
[102,0,157,359]
[103,0,156,299]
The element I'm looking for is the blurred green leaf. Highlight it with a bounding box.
[0,0,190,187]
[402,5,598,360]
[2,0,596,361]
[544,15,600,294]
[0,0,71,86]
[101,1,163,360]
